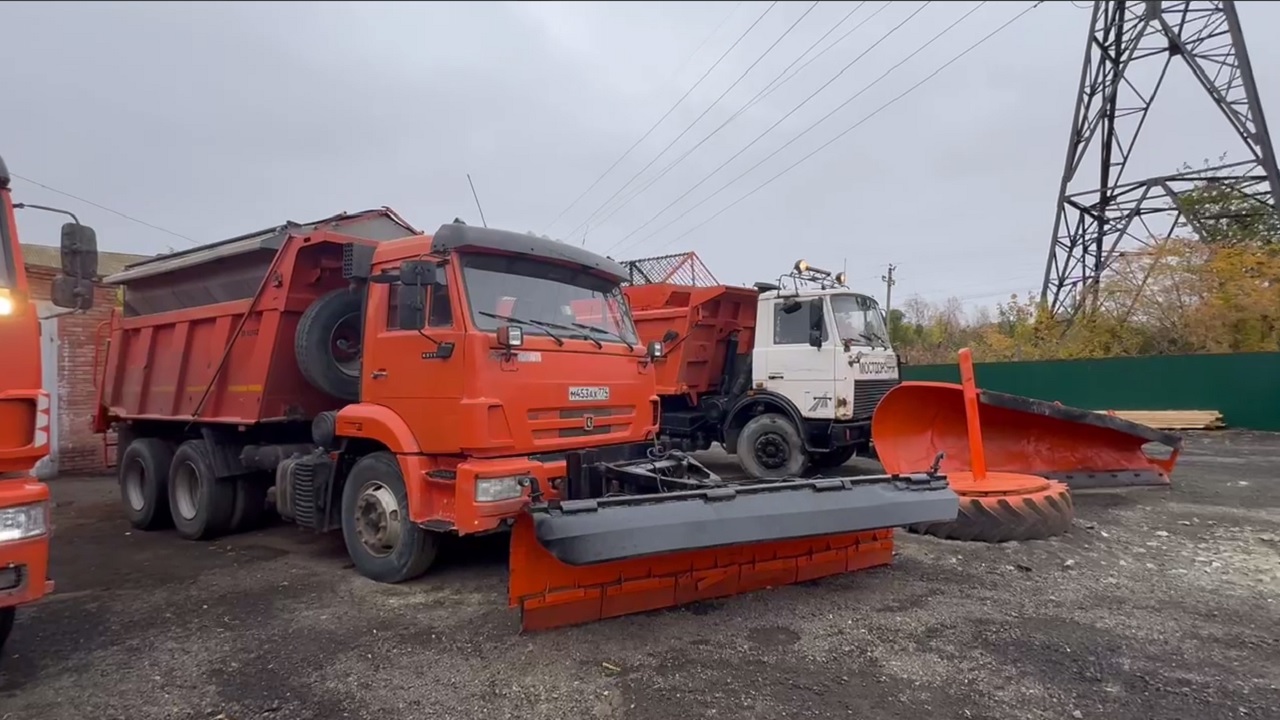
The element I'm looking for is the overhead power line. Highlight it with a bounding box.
[670,1,747,83]
[648,1,1042,254]
[741,0,895,116]
[579,1,882,240]
[10,171,199,245]
[538,1,779,236]
[563,1,820,243]
[607,0,935,256]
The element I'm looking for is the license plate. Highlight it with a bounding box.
[568,386,610,402]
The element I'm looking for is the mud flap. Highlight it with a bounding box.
[508,474,959,631]
[872,382,1184,489]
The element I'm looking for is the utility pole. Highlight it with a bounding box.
[881,263,897,316]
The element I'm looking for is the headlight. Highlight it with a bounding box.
[0,296,13,316]
[475,476,526,503]
[0,502,48,542]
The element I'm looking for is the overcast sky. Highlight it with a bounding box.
[4,0,1279,310]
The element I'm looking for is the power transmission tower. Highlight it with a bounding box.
[1041,0,1280,319]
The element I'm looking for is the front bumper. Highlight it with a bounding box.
[403,441,658,535]
[0,478,53,610]
[0,535,52,609]
[823,420,872,449]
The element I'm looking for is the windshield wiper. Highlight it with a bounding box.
[854,331,890,349]
[571,322,633,351]
[477,311,566,347]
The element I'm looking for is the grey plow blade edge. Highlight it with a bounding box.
[530,475,961,567]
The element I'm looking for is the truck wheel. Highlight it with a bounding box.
[737,413,808,480]
[341,452,438,583]
[119,437,175,531]
[168,439,236,541]
[296,288,363,402]
[0,607,13,654]
[810,444,857,471]
[229,473,270,533]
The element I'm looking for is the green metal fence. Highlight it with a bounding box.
[900,352,1280,431]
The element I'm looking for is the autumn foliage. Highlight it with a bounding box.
[892,176,1280,365]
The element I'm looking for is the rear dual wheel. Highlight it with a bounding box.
[120,438,176,531]
[119,437,269,539]
[169,439,237,540]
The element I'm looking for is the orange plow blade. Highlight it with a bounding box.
[506,469,960,631]
[509,514,894,632]
[871,381,1184,489]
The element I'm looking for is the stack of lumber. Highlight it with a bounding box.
[1103,409,1225,430]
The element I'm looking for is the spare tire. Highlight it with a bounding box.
[296,287,364,401]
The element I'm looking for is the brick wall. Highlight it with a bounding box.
[28,265,120,476]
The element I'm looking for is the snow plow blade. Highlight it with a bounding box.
[508,474,959,632]
[872,381,1184,489]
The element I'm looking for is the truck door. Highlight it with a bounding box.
[761,297,839,421]
[361,271,466,452]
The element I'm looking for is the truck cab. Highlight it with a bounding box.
[341,223,667,538]
[0,153,98,652]
[623,256,900,480]
[749,265,899,474]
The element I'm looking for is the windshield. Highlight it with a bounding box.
[460,253,639,345]
[831,294,889,346]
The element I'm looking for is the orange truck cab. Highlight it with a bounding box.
[91,217,958,630]
[0,154,99,651]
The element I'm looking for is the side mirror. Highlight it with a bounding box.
[497,325,523,349]
[51,222,99,311]
[50,275,95,311]
[646,340,664,360]
[60,222,99,279]
[395,284,426,330]
[400,260,436,286]
[808,300,824,349]
[780,297,801,315]
[661,329,679,344]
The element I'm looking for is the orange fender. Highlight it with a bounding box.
[335,403,421,454]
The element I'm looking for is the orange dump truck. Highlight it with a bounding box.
[95,218,958,630]
[0,154,98,651]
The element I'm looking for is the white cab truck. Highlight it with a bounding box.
[624,259,901,479]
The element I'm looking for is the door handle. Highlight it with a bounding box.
[370,369,388,380]
[768,372,784,379]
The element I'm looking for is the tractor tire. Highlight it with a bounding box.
[118,437,175,531]
[909,481,1074,543]
[167,439,237,541]
[0,607,13,654]
[229,473,271,534]
[296,287,364,402]
[737,413,808,480]
[341,452,438,584]
[809,444,857,471]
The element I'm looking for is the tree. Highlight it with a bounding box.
[889,168,1279,364]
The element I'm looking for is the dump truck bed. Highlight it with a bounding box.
[623,283,758,399]
[96,209,416,426]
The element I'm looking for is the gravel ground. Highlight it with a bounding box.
[2,431,1279,720]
